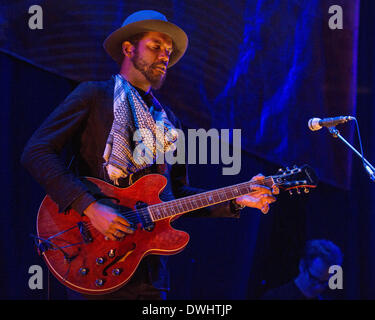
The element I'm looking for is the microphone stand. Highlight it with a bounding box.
[328,126,375,182]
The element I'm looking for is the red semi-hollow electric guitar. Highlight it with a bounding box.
[35,165,317,295]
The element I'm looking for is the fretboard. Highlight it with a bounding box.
[148,177,275,221]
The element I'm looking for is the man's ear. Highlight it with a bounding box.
[122,41,134,57]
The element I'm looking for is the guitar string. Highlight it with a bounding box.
[43,174,305,246]
[83,182,258,232]
[47,177,278,240]
[56,179,265,243]
[47,174,291,245]
[82,177,276,233]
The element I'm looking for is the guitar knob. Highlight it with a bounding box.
[96,257,105,265]
[289,190,293,196]
[79,267,88,276]
[95,279,104,287]
[304,188,310,194]
[108,249,116,258]
[112,268,122,276]
[296,188,301,194]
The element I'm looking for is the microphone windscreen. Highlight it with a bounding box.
[308,118,322,131]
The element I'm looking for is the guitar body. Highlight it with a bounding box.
[35,164,317,295]
[36,174,189,295]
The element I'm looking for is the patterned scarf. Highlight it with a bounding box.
[103,74,178,185]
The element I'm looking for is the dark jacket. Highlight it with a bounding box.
[21,77,240,291]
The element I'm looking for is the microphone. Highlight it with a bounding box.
[308,116,355,131]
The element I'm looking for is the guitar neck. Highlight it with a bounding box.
[148,176,275,221]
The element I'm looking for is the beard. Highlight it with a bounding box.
[131,49,167,90]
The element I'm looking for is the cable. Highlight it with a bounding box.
[354,118,375,180]
[353,118,365,167]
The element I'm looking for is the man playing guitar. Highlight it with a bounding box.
[21,10,276,299]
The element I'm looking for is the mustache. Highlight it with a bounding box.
[151,61,168,69]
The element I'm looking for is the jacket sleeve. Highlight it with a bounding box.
[20,82,97,214]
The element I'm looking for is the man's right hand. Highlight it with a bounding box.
[83,201,135,241]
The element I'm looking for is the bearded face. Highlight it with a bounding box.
[131,46,167,90]
[122,31,173,90]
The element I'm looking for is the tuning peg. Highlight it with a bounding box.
[292,165,301,173]
[304,188,309,194]
[289,190,293,196]
[296,188,301,194]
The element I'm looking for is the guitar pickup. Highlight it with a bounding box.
[77,222,93,243]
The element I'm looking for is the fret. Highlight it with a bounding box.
[183,200,190,211]
[189,200,194,210]
[161,207,166,218]
[198,197,204,207]
[159,207,164,219]
[166,206,171,218]
[193,198,200,208]
[232,186,240,197]
[202,195,207,204]
[160,206,165,216]
[243,184,252,194]
[213,191,222,202]
[220,190,227,201]
[174,204,179,214]
[201,196,209,206]
[229,188,235,198]
[192,199,198,208]
[149,208,156,221]
[177,201,184,213]
[150,207,156,220]
[224,189,232,200]
[178,201,184,212]
[154,208,159,220]
[181,201,188,212]
[166,206,172,216]
[184,201,189,211]
[237,186,247,196]
[207,194,213,204]
[152,207,160,220]
[224,189,231,200]
[197,197,204,207]
[213,193,220,202]
[156,207,162,219]
[245,184,252,193]
[170,205,176,215]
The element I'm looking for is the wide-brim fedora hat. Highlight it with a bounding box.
[103,10,188,68]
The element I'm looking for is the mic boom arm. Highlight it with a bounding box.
[328,126,375,182]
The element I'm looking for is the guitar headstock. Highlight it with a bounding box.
[272,164,318,195]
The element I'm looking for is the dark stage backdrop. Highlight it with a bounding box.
[1,0,375,300]
[1,0,359,189]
